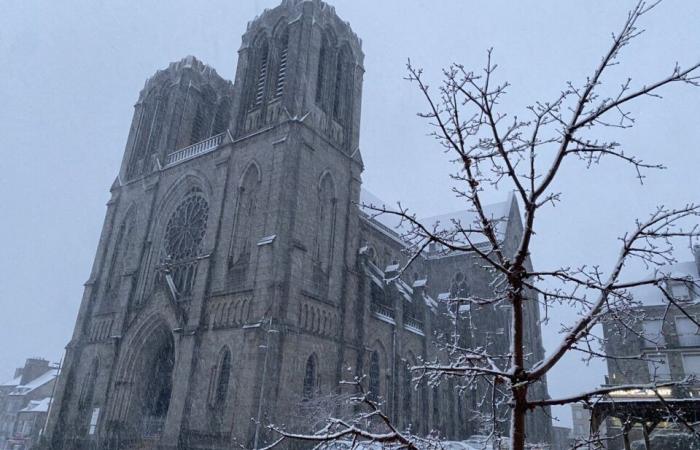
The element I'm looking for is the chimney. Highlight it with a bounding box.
[19,358,50,385]
[694,244,700,278]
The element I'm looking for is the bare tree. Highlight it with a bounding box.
[269,2,700,449]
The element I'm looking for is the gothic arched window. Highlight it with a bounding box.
[230,164,261,274]
[190,105,206,145]
[402,361,413,428]
[315,31,334,111]
[104,214,134,303]
[369,351,381,402]
[79,358,99,411]
[212,98,231,135]
[126,91,165,180]
[303,355,317,401]
[163,188,209,297]
[450,272,469,298]
[251,39,270,108]
[333,46,354,124]
[432,386,441,428]
[211,348,232,407]
[316,174,336,271]
[274,30,289,99]
[144,336,174,419]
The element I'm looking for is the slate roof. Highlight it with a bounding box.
[628,260,699,306]
[359,188,515,249]
[10,368,58,396]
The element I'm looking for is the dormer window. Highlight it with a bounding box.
[670,281,692,301]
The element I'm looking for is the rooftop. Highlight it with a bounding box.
[10,368,58,396]
[628,259,700,306]
[359,188,515,250]
[19,397,51,413]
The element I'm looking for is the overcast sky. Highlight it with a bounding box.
[1,0,699,428]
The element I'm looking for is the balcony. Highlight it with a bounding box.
[370,302,395,322]
[404,315,424,334]
[165,132,225,167]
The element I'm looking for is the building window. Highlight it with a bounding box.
[647,353,671,381]
[432,386,441,427]
[229,164,260,275]
[670,281,692,301]
[641,319,665,347]
[163,188,209,297]
[303,355,317,401]
[190,105,206,144]
[79,358,99,411]
[104,215,134,302]
[88,408,100,435]
[682,353,700,376]
[368,351,380,402]
[212,98,231,135]
[402,361,413,428]
[675,316,700,347]
[274,31,289,99]
[253,40,270,107]
[210,348,232,407]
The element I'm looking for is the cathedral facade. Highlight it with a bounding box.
[45,1,552,448]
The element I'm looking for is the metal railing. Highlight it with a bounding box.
[404,315,424,332]
[165,132,225,166]
[370,302,395,320]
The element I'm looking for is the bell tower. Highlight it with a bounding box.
[229,0,364,154]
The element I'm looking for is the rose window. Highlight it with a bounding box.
[162,189,209,297]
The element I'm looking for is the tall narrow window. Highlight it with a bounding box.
[212,98,231,135]
[369,351,380,402]
[144,338,175,420]
[316,175,336,271]
[79,358,100,436]
[333,47,353,123]
[315,33,333,110]
[303,355,317,401]
[163,188,209,298]
[230,164,260,274]
[275,32,289,99]
[432,386,441,428]
[126,96,159,180]
[79,358,100,411]
[104,215,133,303]
[190,105,205,145]
[403,361,413,428]
[212,349,232,407]
[253,41,270,107]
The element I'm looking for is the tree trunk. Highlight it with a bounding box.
[643,423,652,450]
[622,423,632,450]
[511,386,528,450]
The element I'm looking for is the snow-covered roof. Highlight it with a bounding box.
[1,375,21,387]
[628,260,699,307]
[419,194,513,247]
[359,188,515,251]
[19,397,51,413]
[10,368,58,396]
[359,189,407,241]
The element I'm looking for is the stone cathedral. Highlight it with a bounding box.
[46,1,552,449]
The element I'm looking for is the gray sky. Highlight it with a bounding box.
[1,0,699,428]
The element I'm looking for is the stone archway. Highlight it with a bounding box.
[139,327,175,439]
[105,316,177,449]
